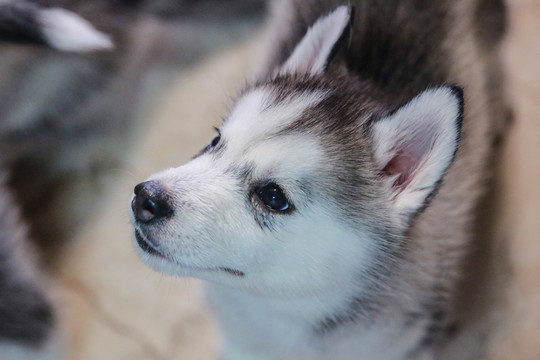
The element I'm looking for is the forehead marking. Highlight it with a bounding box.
[222,88,329,156]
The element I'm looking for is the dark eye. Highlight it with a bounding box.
[210,134,220,147]
[258,183,291,212]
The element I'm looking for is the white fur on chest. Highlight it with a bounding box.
[205,285,433,360]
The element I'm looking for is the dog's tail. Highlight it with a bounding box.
[0,0,113,52]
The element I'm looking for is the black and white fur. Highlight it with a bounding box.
[0,0,112,51]
[0,2,113,358]
[130,1,508,359]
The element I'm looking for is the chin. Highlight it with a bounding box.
[131,236,247,285]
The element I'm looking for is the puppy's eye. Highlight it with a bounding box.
[258,183,290,212]
[210,134,221,147]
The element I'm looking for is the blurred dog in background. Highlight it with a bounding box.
[0,1,116,357]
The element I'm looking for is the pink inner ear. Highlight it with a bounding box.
[382,130,432,189]
[382,150,415,188]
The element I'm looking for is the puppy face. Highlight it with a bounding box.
[130,83,383,297]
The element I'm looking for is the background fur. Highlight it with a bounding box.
[0,172,54,350]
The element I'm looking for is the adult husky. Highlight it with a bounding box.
[130,0,508,359]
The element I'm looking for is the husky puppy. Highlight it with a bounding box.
[130,0,508,359]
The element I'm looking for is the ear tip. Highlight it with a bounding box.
[433,84,463,101]
[334,4,355,21]
[443,84,465,136]
[348,5,356,27]
[446,85,464,104]
[427,85,464,132]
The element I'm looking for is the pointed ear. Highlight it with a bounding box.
[280,5,353,76]
[371,86,464,226]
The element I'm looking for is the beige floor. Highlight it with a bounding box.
[56,1,540,359]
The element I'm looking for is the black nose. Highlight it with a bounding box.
[131,181,174,223]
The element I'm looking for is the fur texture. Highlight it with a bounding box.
[0,0,112,51]
[130,1,509,359]
[0,173,59,359]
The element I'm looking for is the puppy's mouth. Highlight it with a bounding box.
[135,230,166,258]
[134,230,245,277]
[218,267,245,277]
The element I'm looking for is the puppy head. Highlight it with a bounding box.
[130,6,462,298]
